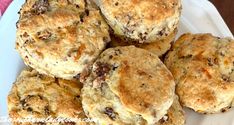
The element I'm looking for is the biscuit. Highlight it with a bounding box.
[108,29,177,57]
[7,68,89,125]
[95,0,181,43]
[165,33,234,113]
[81,46,175,124]
[157,96,185,125]
[16,0,110,80]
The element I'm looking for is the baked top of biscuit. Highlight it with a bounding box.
[96,0,181,42]
[82,46,175,124]
[165,33,234,113]
[99,0,179,23]
[16,0,110,79]
[82,81,147,125]
[7,68,88,124]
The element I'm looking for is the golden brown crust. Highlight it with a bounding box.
[16,0,110,80]
[84,46,175,124]
[96,0,181,42]
[81,81,147,125]
[7,68,89,125]
[165,33,234,113]
[108,29,177,57]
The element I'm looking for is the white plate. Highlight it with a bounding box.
[0,0,233,125]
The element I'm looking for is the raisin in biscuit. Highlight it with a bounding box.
[108,29,177,57]
[81,46,175,124]
[7,68,89,125]
[165,33,234,114]
[82,81,147,125]
[16,0,110,80]
[95,0,181,43]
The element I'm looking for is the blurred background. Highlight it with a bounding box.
[210,0,234,34]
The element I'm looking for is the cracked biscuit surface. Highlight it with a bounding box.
[16,0,110,80]
[95,0,181,43]
[81,46,175,124]
[7,68,90,125]
[165,33,234,114]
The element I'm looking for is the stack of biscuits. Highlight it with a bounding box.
[7,0,234,125]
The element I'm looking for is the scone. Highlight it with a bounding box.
[157,96,185,125]
[81,46,175,124]
[108,29,177,57]
[165,33,234,114]
[95,0,181,43]
[8,68,89,125]
[16,0,110,80]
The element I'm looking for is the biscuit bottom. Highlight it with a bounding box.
[108,29,177,57]
[157,96,185,125]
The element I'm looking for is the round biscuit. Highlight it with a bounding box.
[165,33,234,113]
[16,0,110,80]
[82,46,175,124]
